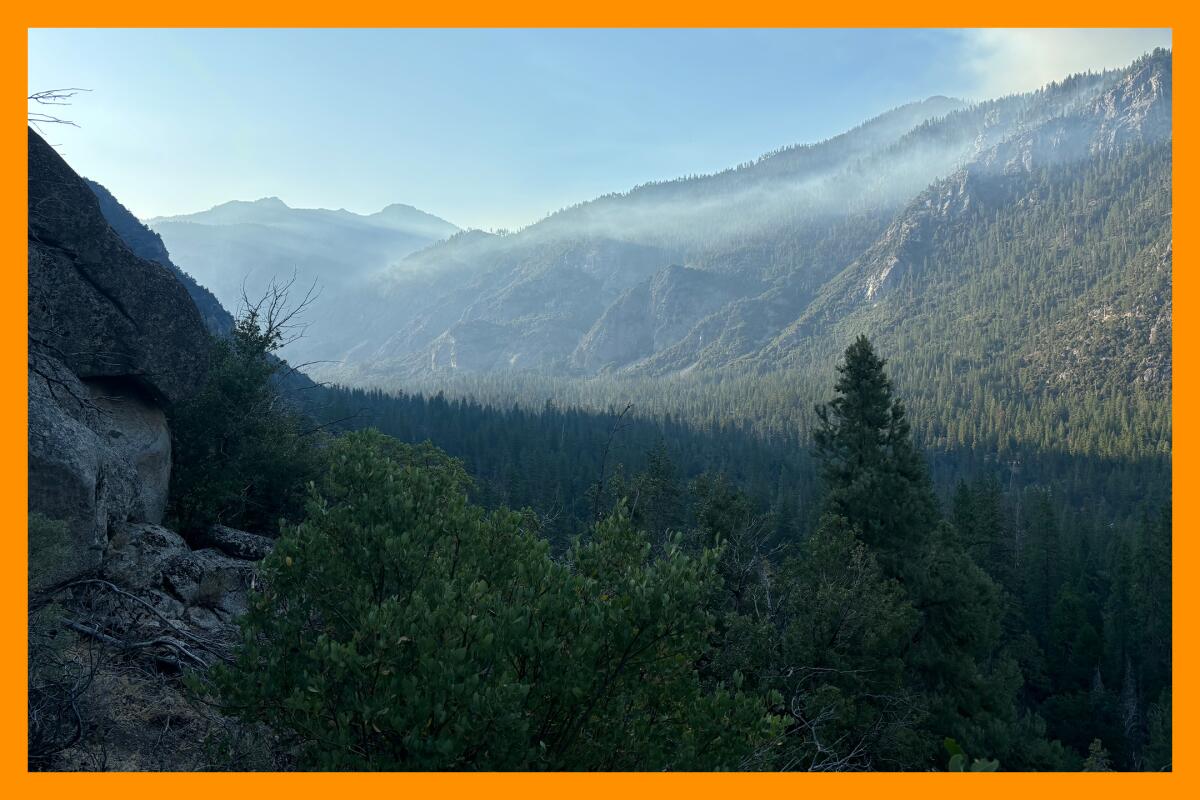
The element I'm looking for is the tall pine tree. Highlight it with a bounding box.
[811,336,1019,767]
[813,335,938,576]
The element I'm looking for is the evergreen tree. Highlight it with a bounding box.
[630,441,685,542]
[813,336,938,575]
[168,308,322,537]
[811,336,1019,766]
[773,515,922,769]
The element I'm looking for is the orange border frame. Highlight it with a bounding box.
[2,9,1188,796]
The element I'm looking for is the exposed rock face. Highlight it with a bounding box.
[27,127,212,588]
[196,524,275,561]
[28,354,142,589]
[572,265,751,372]
[103,522,260,631]
[100,521,192,594]
[36,521,274,770]
[86,378,172,524]
[87,179,235,336]
[28,128,210,406]
[27,130,275,773]
[430,320,511,371]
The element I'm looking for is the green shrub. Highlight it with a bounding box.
[212,430,778,770]
[945,738,1000,771]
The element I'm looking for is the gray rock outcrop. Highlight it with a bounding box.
[28,353,142,589]
[27,127,212,588]
[86,378,172,524]
[196,524,275,561]
[28,127,210,406]
[26,129,276,773]
[102,522,260,634]
[572,265,751,372]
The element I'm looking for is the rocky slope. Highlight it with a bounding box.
[571,265,756,373]
[751,53,1172,403]
[29,125,210,584]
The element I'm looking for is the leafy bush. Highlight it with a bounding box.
[772,515,922,770]
[945,738,999,771]
[212,430,778,770]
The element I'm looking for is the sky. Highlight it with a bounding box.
[28,28,1171,231]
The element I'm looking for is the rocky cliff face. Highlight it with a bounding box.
[27,127,212,586]
[86,179,234,336]
[28,353,145,588]
[29,129,211,405]
[759,49,1173,363]
[28,128,279,770]
[27,123,272,592]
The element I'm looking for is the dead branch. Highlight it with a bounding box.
[592,402,634,522]
[28,88,91,132]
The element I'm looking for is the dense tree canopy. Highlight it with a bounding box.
[189,328,1169,770]
[213,430,778,770]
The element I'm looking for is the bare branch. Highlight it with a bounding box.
[592,402,634,522]
[28,88,91,133]
[237,270,321,352]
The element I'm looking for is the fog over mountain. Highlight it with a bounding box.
[145,198,459,366]
[151,51,1162,398]
[139,51,1169,411]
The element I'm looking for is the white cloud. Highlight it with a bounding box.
[961,28,1172,99]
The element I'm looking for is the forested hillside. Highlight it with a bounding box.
[242,51,1169,392]
[234,51,1171,480]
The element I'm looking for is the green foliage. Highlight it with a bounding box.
[1082,739,1113,771]
[1143,689,1172,771]
[624,441,685,542]
[813,335,938,574]
[28,513,92,768]
[773,515,922,769]
[779,517,916,675]
[202,326,1167,770]
[809,339,1020,767]
[288,330,1168,770]
[945,738,999,771]
[167,309,323,536]
[213,430,778,770]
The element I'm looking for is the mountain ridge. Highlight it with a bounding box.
[144,51,1171,466]
[301,50,1168,391]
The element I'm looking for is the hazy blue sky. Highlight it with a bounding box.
[28,28,1171,230]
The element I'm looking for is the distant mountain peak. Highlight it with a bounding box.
[149,196,458,236]
[921,94,963,106]
[375,202,420,215]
